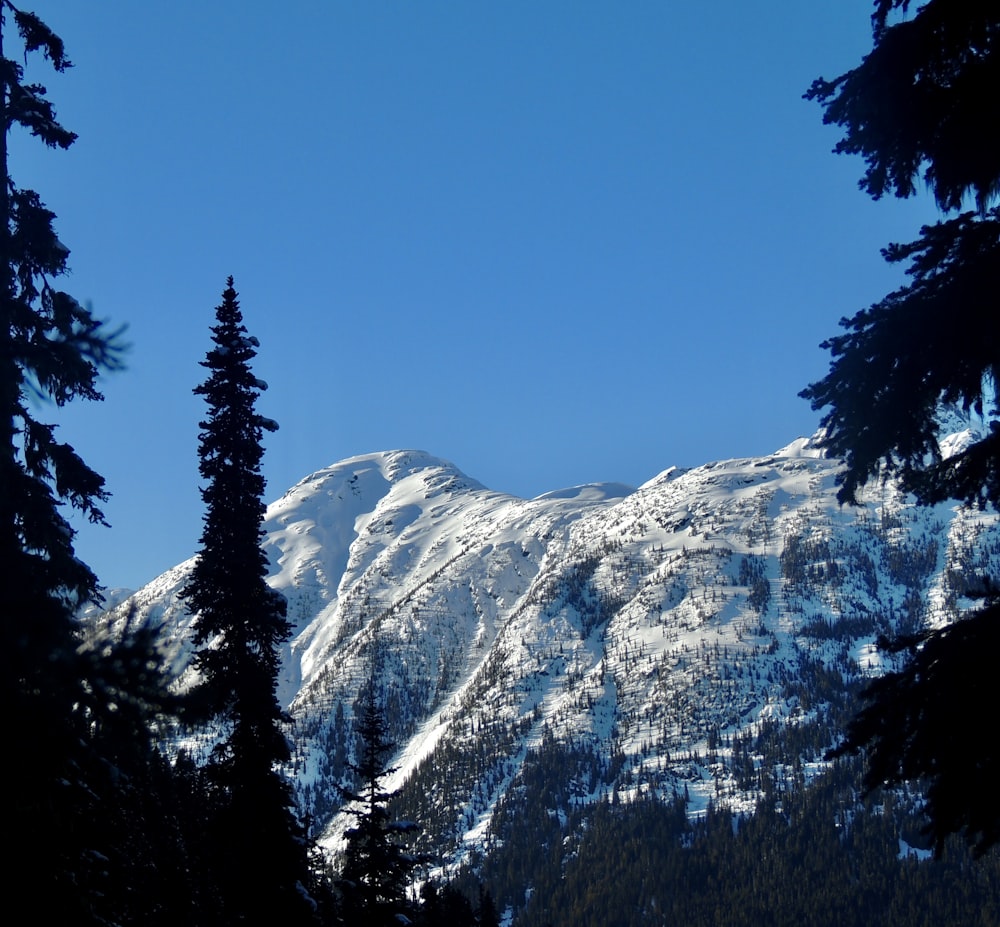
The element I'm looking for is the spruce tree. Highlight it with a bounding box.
[0,5,191,922]
[802,1,1000,507]
[338,661,494,927]
[802,1,1000,853]
[339,665,422,927]
[0,4,111,678]
[181,278,319,924]
[0,3,160,921]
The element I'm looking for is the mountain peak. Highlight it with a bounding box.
[105,438,1000,883]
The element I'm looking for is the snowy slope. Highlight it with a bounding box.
[106,439,1000,870]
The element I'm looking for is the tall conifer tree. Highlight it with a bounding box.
[0,4,182,921]
[0,3,111,672]
[181,278,318,924]
[339,665,422,927]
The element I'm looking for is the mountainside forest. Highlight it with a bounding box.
[104,437,1000,924]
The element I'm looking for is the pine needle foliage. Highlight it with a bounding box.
[181,279,319,925]
[182,277,289,723]
[0,4,184,922]
[803,1,1000,854]
[338,667,422,927]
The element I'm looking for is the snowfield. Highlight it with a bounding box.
[102,431,1000,868]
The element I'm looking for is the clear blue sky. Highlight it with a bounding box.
[19,1,938,591]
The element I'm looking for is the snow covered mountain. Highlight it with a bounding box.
[105,435,1000,876]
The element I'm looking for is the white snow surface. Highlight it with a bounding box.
[104,438,1000,868]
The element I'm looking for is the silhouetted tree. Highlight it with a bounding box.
[0,4,186,922]
[803,1,1000,854]
[802,1,1000,507]
[75,611,197,925]
[181,278,319,924]
[0,5,193,922]
[339,665,422,926]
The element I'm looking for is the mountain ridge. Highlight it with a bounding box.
[99,435,1000,883]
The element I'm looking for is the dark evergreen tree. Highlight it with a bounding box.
[181,278,319,924]
[802,0,1000,507]
[0,5,186,922]
[337,657,495,927]
[75,613,199,926]
[415,882,483,927]
[338,668,422,927]
[802,1,1000,853]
